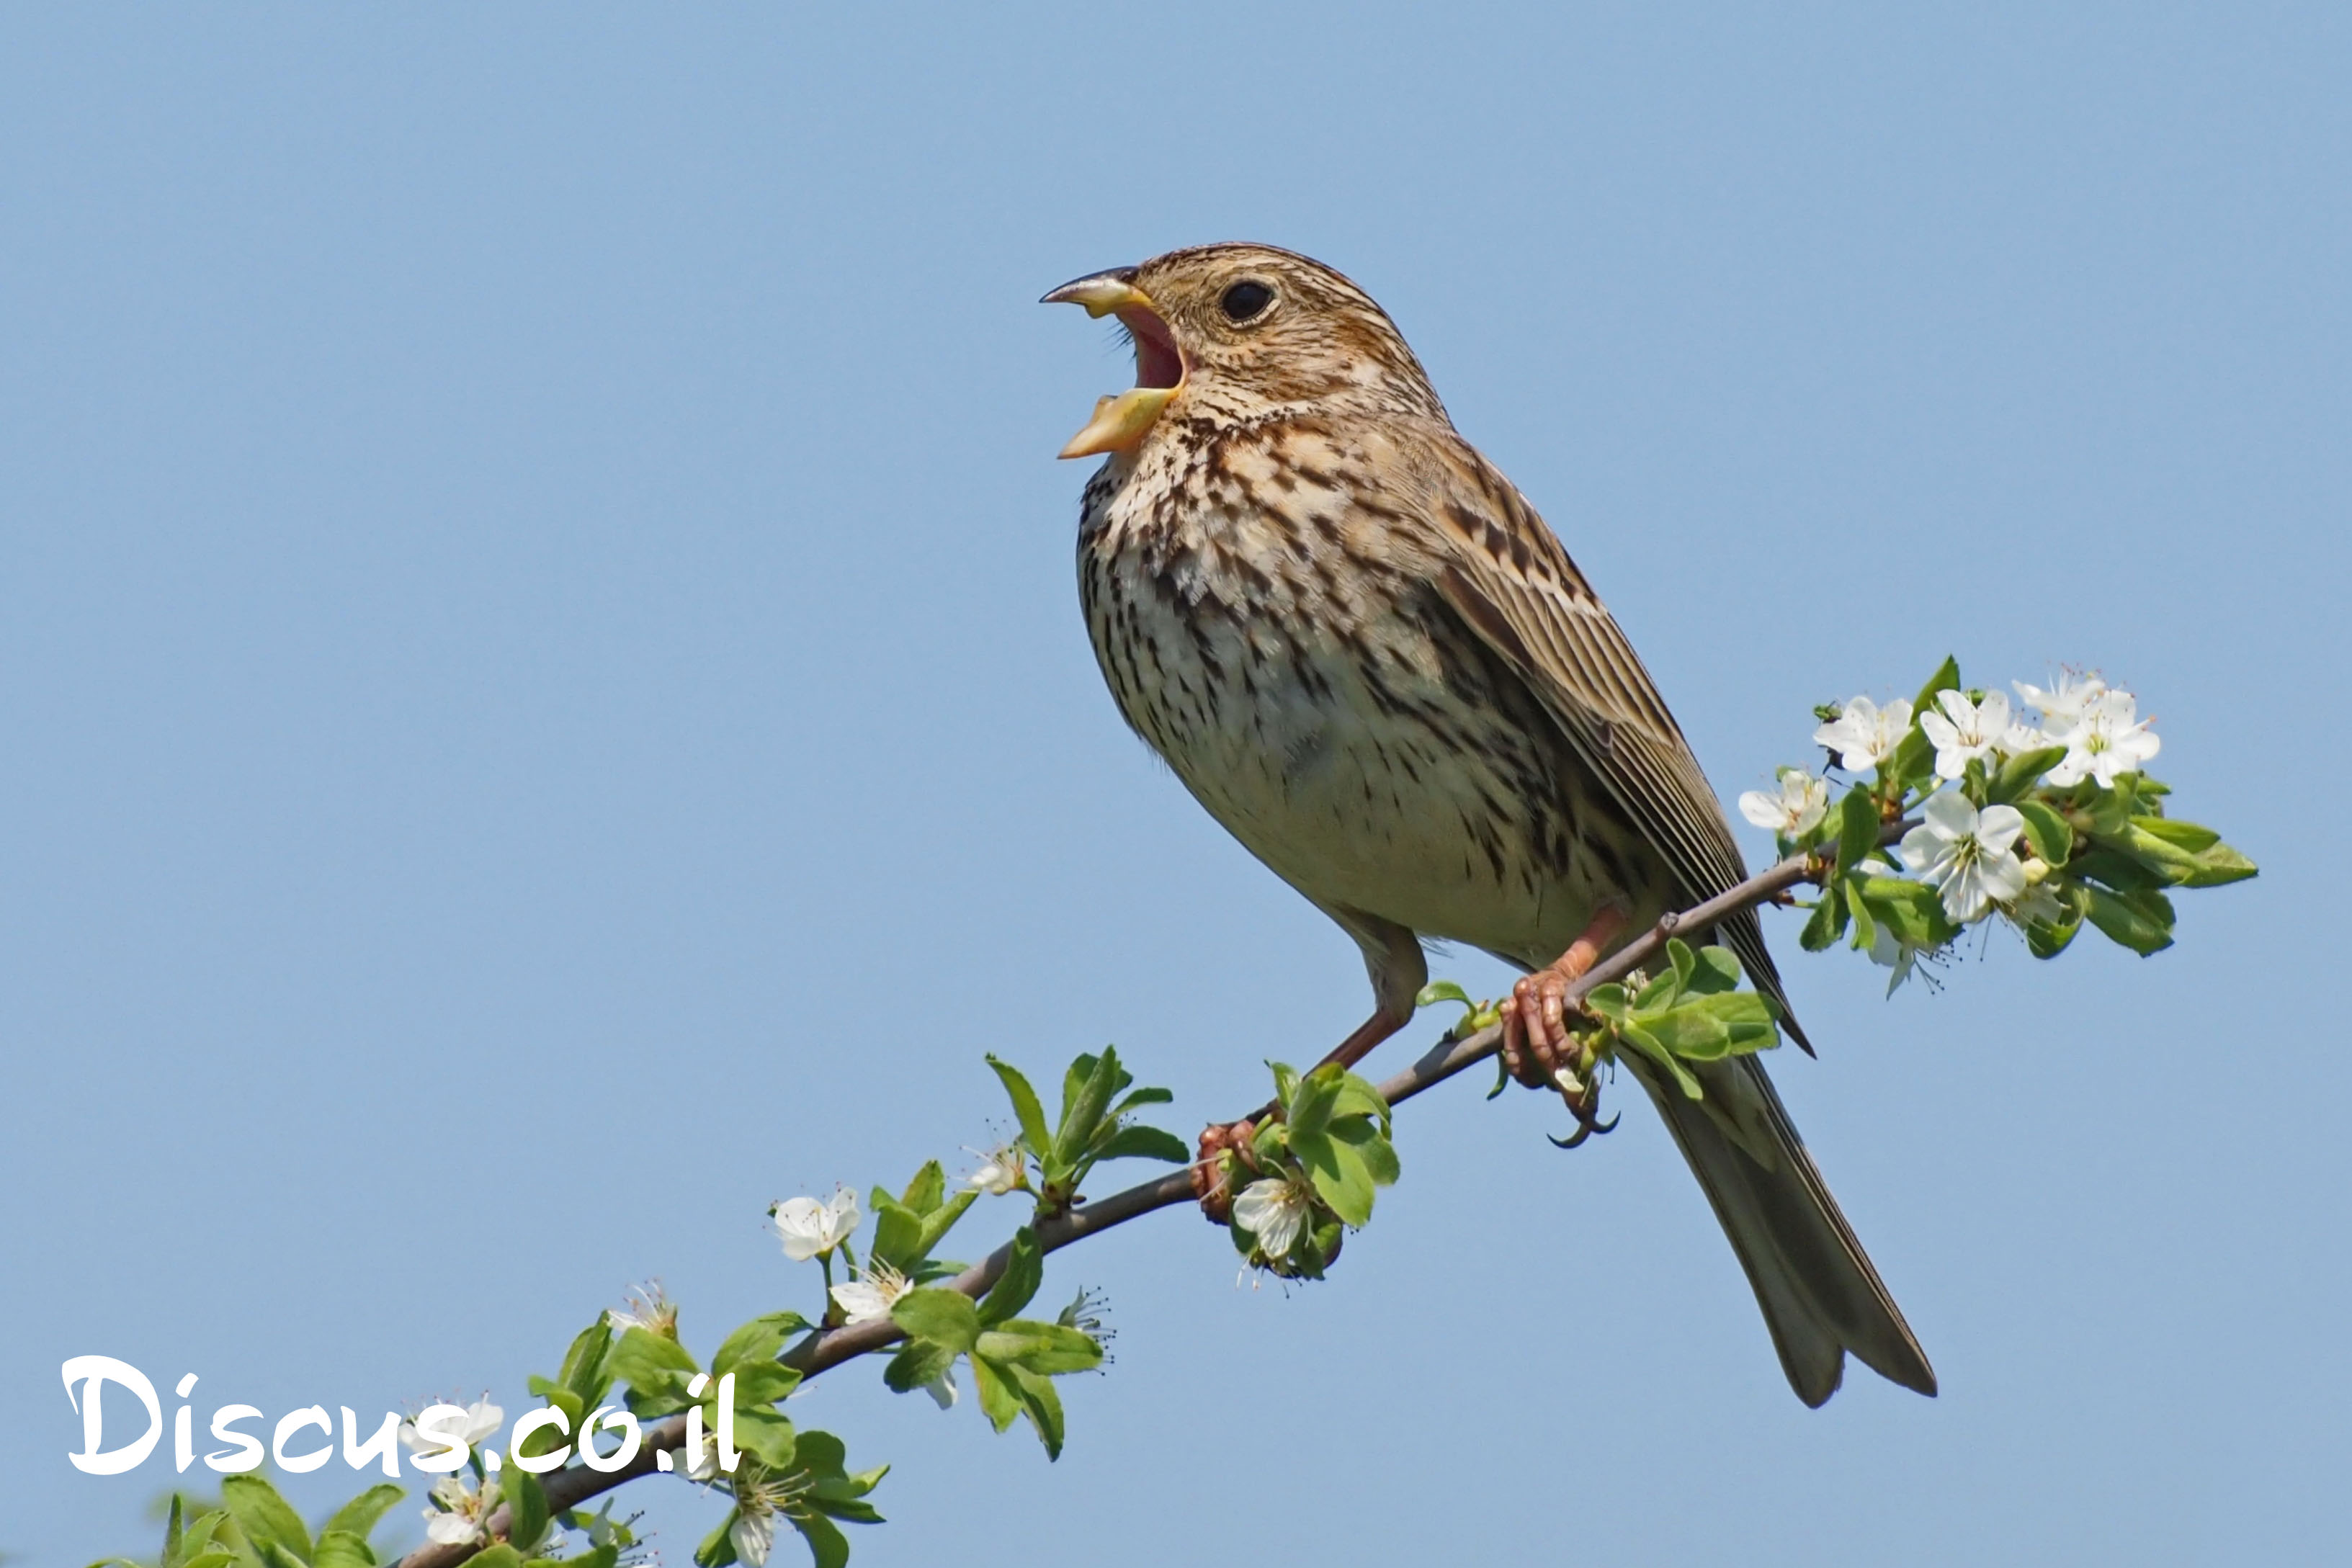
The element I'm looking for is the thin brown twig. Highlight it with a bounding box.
[393,841,1838,1567]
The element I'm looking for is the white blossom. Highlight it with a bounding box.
[1738,769,1830,838]
[2013,671,2109,731]
[1897,791,2029,923]
[401,1397,504,1461]
[770,1188,861,1262]
[2044,690,2160,789]
[731,1504,777,1568]
[1919,690,2013,781]
[606,1281,678,1339]
[1813,696,1915,772]
[1231,1176,1315,1260]
[1867,925,1920,995]
[829,1260,912,1326]
[967,1144,1027,1196]
[422,1474,499,1546]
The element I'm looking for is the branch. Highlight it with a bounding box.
[393,842,1830,1567]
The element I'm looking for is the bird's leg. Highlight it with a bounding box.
[1500,907,1629,1128]
[1191,1000,1414,1221]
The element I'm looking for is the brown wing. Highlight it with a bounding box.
[1396,426,1802,1041]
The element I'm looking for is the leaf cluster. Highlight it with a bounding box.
[985,1047,1189,1217]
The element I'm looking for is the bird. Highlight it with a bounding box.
[1043,242,1935,1407]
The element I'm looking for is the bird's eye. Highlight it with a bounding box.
[1219,280,1275,323]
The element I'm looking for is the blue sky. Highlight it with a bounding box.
[4,5,2346,1564]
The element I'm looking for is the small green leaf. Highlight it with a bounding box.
[1052,1049,1125,1170]
[891,1287,981,1353]
[732,1404,800,1469]
[2085,885,2176,954]
[975,1320,1104,1375]
[1987,745,2070,804]
[999,1360,1070,1460]
[882,1338,960,1394]
[1416,979,1472,1011]
[1091,1124,1191,1164]
[791,1507,854,1568]
[1686,945,1743,995]
[462,1548,523,1568]
[220,1476,310,1565]
[1328,1072,1391,1127]
[1331,1115,1401,1185]
[985,1055,1052,1157]
[1287,1065,1343,1138]
[504,1469,549,1557]
[912,1188,980,1260]
[1836,785,1880,874]
[715,1312,809,1376]
[1855,875,1960,949]
[319,1487,404,1548]
[556,1317,616,1407]
[1109,1084,1175,1116]
[978,1229,1045,1325]
[1269,1059,1302,1107]
[1617,1020,1702,1100]
[1294,1127,1377,1226]
[1799,879,1848,951]
[1582,982,1629,1024]
[900,1159,947,1215]
[969,1353,1019,1433]
[694,1511,741,1568]
[868,1196,925,1269]
[2017,800,2073,866]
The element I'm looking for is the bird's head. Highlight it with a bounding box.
[1042,243,1445,458]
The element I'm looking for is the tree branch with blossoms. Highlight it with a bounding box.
[90,657,2253,1568]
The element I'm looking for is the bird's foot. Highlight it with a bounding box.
[1499,913,1627,1147]
[1191,1118,1261,1224]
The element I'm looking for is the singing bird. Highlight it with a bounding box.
[1045,243,1933,1406]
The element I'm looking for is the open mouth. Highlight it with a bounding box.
[1043,269,1186,458]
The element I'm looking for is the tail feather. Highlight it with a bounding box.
[1622,1049,1936,1406]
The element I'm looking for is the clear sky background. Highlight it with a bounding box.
[4,5,2346,1564]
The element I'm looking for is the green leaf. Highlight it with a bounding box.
[1635,998,1732,1059]
[1836,785,1880,874]
[968,1352,1019,1433]
[900,1159,947,1216]
[1987,745,2070,804]
[1331,1115,1400,1185]
[1581,982,1629,1024]
[609,1325,701,1415]
[912,1188,980,1259]
[2026,882,2085,959]
[1416,979,1472,1011]
[978,1229,1044,1325]
[791,1509,852,1568]
[1633,967,1678,1011]
[1686,945,1743,994]
[1328,1072,1391,1128]
[732,1405,800,1469]
[998,1360,1069,1460]
[730,1361,804,1408]
[2085,885,2176,954]
[891,1287,981,1353]
[319,1487,404,1547]
[1855,875,1960,949]
[1091,1123,1191,1164]
[1287,1063,1343,1137]
[1292,1126,1377,1226]
[462,1549,523,1568]
[2073,845,2166,893]
[1052,1049,1125,1170]
[868,1195,924,1269]
[1268,1059,1301,1107]
[715,1311,808,1376]
[882,1338,960,1395]
[555,1317,615,1407]
[504,1469,549,1557]
[1617,1020,1702,1100]
[2017,800,2073,866]
[1799,879,1848,952]
[2128,816,2257,887]
[221,1476,310,1565]
[975,1320,1105,1375]
[170,1510,230,1568]
[694,1512,741,1568]
[985,1055,1052,1157]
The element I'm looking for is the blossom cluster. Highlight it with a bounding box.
[1735,663,2246,991]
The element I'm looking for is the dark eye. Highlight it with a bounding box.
[1219,280,1274,323]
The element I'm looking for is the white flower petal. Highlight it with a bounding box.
[733,1507,777,1568]
[1975,804,2026,857]
[1920,789,1978,841]
[1738,790,1784,829]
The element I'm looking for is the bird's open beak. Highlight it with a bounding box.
[1042,269,1186,459]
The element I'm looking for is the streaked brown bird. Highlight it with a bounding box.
[1045,243,1934,1406]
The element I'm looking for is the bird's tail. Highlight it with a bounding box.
[1619,1049,1937,1406]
